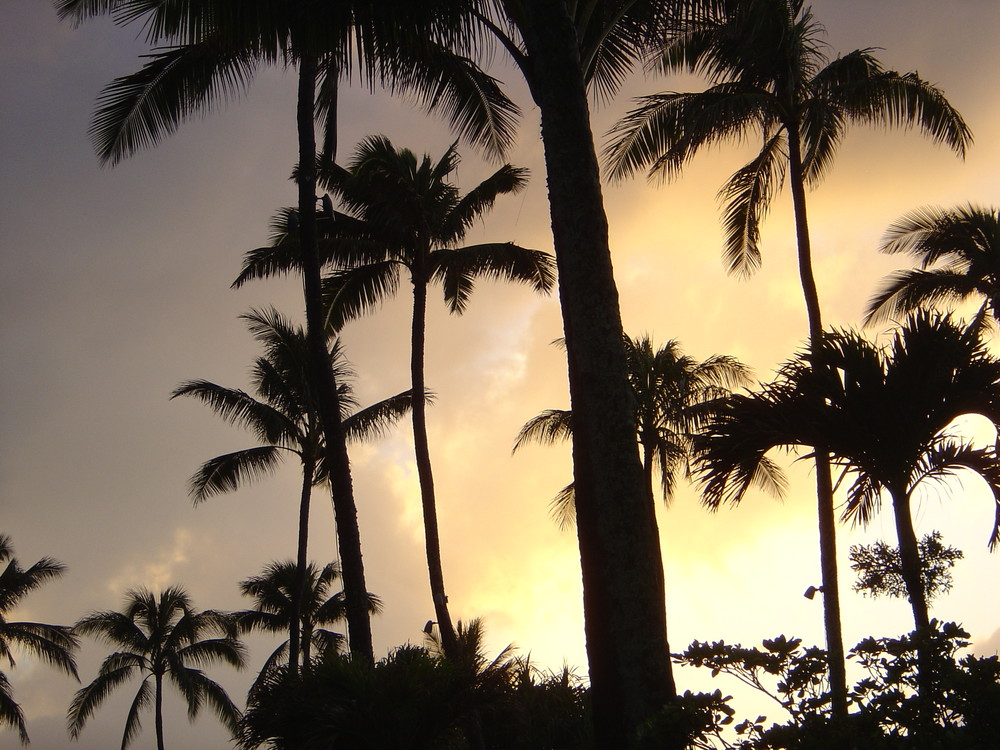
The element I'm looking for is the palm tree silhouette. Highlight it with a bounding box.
[696,312,1000,707]
[56,0,518,664]
[237,135,554,658]
[172,307,412,670]
[0,535,79,745]
[68,586,246,750]
[477,3,689,741]
[234,560,381,694]
[865,205,1000,326]
[515,335,749,526]
[605,0,972,714]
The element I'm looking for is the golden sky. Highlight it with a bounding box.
[2,2,999,746]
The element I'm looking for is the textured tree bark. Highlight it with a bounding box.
[515,2,676,746]
[787,128,849,719]
[410,271,459,658]
[296,54,373,663]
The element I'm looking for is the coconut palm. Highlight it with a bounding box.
[68,586,246,750]
[865,205,1000,326]
[473,3,686,743]
[235,135,554,659]
[0,535,79,745]
[234,560,382,694]
[172,308,412,671]
[604,0,972,714]
[514,335,750,526]
[56,0,519,665]
[696,312,1000,705]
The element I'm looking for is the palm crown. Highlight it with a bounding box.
[68,586,246,750]
[865,204,1000,326]
[0,535,79,745]
[235,560,382,692]
[515,335,750,526]
[605,0,972,277]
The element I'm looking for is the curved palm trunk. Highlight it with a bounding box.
[296,54,373,664]
[289,454,316,674]
[787,128,849,719]
[516,4,676,747]
[410,273,459,658]
[154,672,165,750]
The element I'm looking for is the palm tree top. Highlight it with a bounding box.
[865,204,1000,326]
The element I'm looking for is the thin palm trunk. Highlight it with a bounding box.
[154,673,165,750]
[290,454,316,674]
[787,128,849,719]
[296,53,373,664]
[642,438,657,509]
[889,486,933,724]
[516,3,676,746]
[410,271,459,658]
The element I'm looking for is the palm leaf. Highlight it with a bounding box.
[342,390,420,443]
[321,261,401,334]
[439,164,529,242]
[433,243,556,314]
[188,446,287,503]
[0,671,28,744]
[171,380,295,445]
[90,40,260,165]
[512,409,573,452]
[717,129,786,276]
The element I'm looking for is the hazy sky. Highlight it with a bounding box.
[3,2,999,747]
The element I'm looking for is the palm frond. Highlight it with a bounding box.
[863,269,981,326]
[439,164,529,242]
[188,446,287,503]
[90,40,261,166]
[67,659,143,738]
[817,51,972,158]
[321,262,401,334]
[171,380,296,445]
[120,678,153,750]
[604,85,772,182]
[433,243,556,314]
[513,409,573,452]
[0,671,28,744]
[550,482,577,531]
[342,390,421,443]
[717,129,786,276]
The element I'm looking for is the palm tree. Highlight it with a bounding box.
[56,0,519,665]
[473,3,685,743]
[171,308,412,671]
[68,586,246,750]
[236,135,554,659]
[234,560,382,694]
[696,312,1000,708]
[865,205,1000,326]
[514,335,750,526]
[0,535,79,745]
[604,0,972,715]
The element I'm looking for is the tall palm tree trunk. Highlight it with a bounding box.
[296,53,373,664]
[290,455,316,674]
[787,128,849,719]
[154,673,165,750]
[517,3,676,747]
[889,487,933,722]
[410,273,459,658]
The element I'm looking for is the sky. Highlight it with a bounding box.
[2,1,999,747]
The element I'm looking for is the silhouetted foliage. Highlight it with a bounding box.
[850,532,964,602]
[667,622,1000,749]
[68,586,245,750]
[0,535,79,745]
